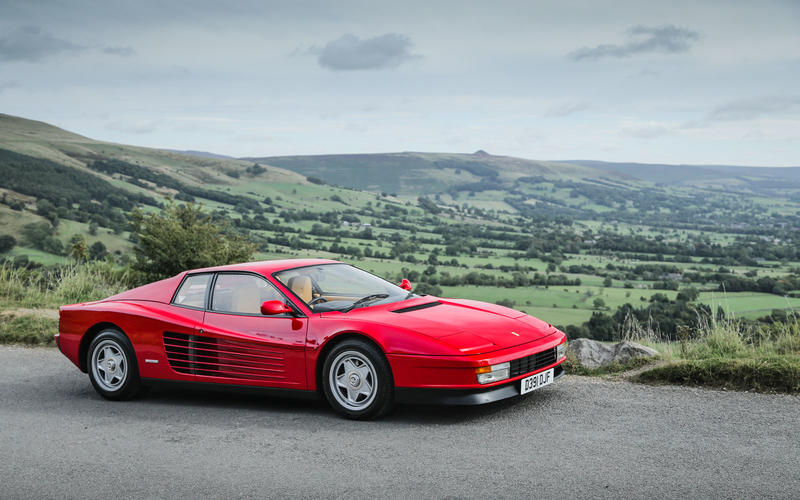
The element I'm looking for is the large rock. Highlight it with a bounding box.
[569,338,616,368]
[569,338,658,368]
[613,341,659,364]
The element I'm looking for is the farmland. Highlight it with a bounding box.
[2,113,800,338]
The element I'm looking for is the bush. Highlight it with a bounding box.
[414,282,443,296]
[0,234,16,253]
[130,201,256,280]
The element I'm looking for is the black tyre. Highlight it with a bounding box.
[86,329,142,401]
[322,339,394,420]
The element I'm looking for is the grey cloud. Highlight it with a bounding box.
[0,80,20,92]
[569,25,699,61]
[545,102,589,118]
[708,96,800,121]
[316,33,417,71]
[102,46,136,57]
[0,26,84,62]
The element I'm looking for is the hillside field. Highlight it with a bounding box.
[2,113,800,334]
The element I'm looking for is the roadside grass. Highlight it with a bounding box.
[0,261,134,346]
[634,356,800,393]
[0,313,58,345]
[625,315,800,393]
[0,261,132,310]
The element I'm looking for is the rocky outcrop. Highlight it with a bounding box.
[569,338,658,368]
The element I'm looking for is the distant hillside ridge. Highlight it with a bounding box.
[244,151,623,195]
[558,159,800,186]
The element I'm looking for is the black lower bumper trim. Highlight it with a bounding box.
[395,364,565,406]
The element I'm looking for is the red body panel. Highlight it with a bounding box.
[198,312,307,389]
[58,259,566,398]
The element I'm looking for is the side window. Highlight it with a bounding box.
[211,273,285,315]
[172,274,211,309]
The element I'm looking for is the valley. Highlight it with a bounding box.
[2,113,800,338]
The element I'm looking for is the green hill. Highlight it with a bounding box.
[0,113,305,187]
[246,150,628,195]
[2,113,800,330]
[558,159,800,190]
[0,113,378,264]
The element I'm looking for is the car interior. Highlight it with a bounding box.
[211,274,284,315]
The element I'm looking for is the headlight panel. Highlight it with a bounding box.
[476,362,510,384]
[556,341,566,361]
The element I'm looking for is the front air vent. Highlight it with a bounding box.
[163,332,284,381]
[391,301,442,313]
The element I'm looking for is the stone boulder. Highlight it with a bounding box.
[569,338,658,368]
[613,341,659,364]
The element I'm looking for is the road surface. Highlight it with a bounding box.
[1,346,798,499]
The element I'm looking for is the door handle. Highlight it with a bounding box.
[198,329,204,334]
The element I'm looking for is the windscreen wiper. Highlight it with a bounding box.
[341,293,389,313]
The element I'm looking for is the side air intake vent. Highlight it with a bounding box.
[391,301,442,313]
[163,332,284,381]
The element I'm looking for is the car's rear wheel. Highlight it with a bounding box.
[322,339,394,420]
[87,329,142,401]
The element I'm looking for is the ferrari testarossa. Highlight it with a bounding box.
[57,259,567,419]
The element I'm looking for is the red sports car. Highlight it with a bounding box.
[57,259,567,419]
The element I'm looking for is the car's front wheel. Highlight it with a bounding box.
[87,329,142,401]
[322,339,394,419]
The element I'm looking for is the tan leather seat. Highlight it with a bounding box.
[288,276,313,303]
[231,277,261,314]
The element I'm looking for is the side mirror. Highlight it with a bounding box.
[399,278,412,291]
[261,300,293,316]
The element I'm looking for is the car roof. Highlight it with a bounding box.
[188,258,341,276]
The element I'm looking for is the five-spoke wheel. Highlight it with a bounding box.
[91,339,128,391]
[87,329,142,400]
[322,339,393,419]
[329,351,378,411]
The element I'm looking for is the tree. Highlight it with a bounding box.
[130,201,256,280]
[89,241,108,261]
[417,196,441,214]
[21,222,63,255]
[593,298,606,310]
[68,234,88,261]
[676,287,700,302]
[0,234,16,253]
[603,276,613,287]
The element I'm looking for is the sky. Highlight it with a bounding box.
[0,0,798,166]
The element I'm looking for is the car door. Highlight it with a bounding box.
[197,272,308,389]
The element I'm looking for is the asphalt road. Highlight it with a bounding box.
[1,346,798,499]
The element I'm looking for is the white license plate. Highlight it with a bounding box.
[520,368,554,395]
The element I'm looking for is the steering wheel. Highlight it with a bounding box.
[309,296,328,305]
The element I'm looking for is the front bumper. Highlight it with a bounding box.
[395,364,565,405]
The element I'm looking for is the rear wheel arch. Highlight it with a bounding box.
[79,322,126,372]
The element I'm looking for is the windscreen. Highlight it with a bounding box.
[274,264,412,312]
